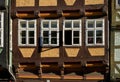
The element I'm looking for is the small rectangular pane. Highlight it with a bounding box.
[51,31,57,37]
[29,31,34,37]
[43,31,49,37]
[88,21,94,28]
[20,21,26,28]
[88,38,94,44]
[29,21,34,28]
[65,21,72,28]
[74,38,79,44]
[43,38,49,44]
[51,38,57,44]
[88,31,94,37]
[22,38,26,44]
[96,37,102,43]
[0,22,1,28]
[74,31,79,37]
[115,32,120,46]
[51,21,57,28]
[96,21,103,28]
[96,30,102,36]
[21,31,26,37]
[73,21,80,28]
[43,21,49,28]
[29,38,34,44]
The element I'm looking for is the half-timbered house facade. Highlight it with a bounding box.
[11,0,109,82]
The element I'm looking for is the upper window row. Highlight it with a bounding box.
[18,19,104,46]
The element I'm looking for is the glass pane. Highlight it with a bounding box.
[29,31,34,37]
[65,21,72,28]
[88,21,94,28]
[73,21,80,28]
[96,30,102,36]
[0,39,1,46]
[96,21,103,27]
[51,21,57,28]
[29,21,34,28]
[22,38,26,44]
[0,31,1,37]
[88,38,94,44]
[74,31,79,37]
[43,31,49,37]
[29,38,34,44]
[20,21,26,28]
[0,15,1,21]
[0,22,1,28]
[96,37,102,43]
[43,38,49,44]
[43,21,49,28]
[51,38,57,44]
[21,31,26,37]
[88,31,94,37]
[74,38,79,44]
[51,31,57,37]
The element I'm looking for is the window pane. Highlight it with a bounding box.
[22,38,26,44]
[0,22,1,28]
[43,21,49,28]
[51,31,57,37]
[51,21,57,28]
[96,37,102,43]
[43,38,49,44]
[73,21,80,28]
[65,21,72,28]
[51,38,57,44]
[29,31,34,37]
[21,31,26,37]
[0,39,1,46]
[43,31,49,37]
[88,38,94,44]
[0,31,1,37]
[20,21,26,28]
[96,21,103,27]
[88,31,94,44]
[88,21,94,28]
[29,38,34,44]
[65,30,72,45]
[88,31,94,37]
[74,31,79,37]
[74,38,79,44]
[96,30,102,36]
[29,21,34,28]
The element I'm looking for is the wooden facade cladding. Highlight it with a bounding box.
[11,0,109,80]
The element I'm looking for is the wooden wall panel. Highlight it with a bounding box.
[39,0,57,6]
[88,48,104,56]
[41,48,59,57]
[64,0,76,6]
[19,48,35,58]
[85,0,104,5]
[16,0,35,7]
[65,48,79,57]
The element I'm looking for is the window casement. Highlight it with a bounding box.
[41,20,59,46]
[86,19,104,46]
[63,20,81,46]
[0,12,3,47]
[18,19,36,46]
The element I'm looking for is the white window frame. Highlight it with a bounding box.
[86,19,105,46]
[18,19,36,46]
[0,12,4,47]
[41,19,59,46]
[63,19,82,46]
